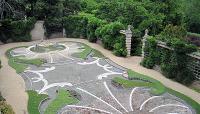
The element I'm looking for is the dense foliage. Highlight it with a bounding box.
[0,85,14,114]
[142,25,197,85]
[0,17,36,43]
[0,0,199,84]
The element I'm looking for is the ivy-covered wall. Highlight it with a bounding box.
[142,37,198,85]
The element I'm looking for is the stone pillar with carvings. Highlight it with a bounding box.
[142,29,149,58]
[120,25,133,57]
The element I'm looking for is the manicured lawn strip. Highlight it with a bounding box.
[8,58,28,73]
[112,77,165,95]
[44,89,79,114]
[166,88,200,114]
[127,69,166,95]
[113,77,150,88]
[92,48,105,58]
[30,45,66,53]
[27,90,48,114]
[15,58,45,66]
[6,47,45,73]
[73,43,92,59]
[113,70,200,113]
[79,44,92,59]
[73,43,104,59]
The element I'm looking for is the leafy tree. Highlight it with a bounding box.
[184,0,200,33]
[25,0,37,16]
[0,0,24,20]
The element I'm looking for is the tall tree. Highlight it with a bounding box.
[0,0,24,20]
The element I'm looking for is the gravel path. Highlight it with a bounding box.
[0,38,200,114]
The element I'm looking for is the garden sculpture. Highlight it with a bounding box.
[120,25,133,56]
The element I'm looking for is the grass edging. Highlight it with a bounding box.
[73,43,104,59]
[27,90,48,114]
[6,46,45,73]
[166,88,200,114]
[112,69,200,113]
[44,89,79,114]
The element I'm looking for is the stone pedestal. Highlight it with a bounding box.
[120,25,133,57]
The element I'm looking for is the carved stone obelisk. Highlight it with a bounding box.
[120,25,132,57]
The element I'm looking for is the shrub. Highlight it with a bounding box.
[0,17,36,43]
[98,22,125,50]
[157,25,187,44]
[0,101,15,114]
[141,37,159,68]
[0,19,13,43]
[44,18,63,37]
[113,37,127,57]
[0,93,14,114]
[86,16,106,42]
[11,17,36,42]
[131,29,142,56]
[63,15,88,38]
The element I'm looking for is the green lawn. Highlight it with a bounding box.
[30,45,66,53]
[27,90,48,114]
[73,43,104,59]
[8,58,28,73]
[112,69,200,113]
[112,70,169,95]
[166,88,200,114]
[44,89,79,114]
[6,47,45,73]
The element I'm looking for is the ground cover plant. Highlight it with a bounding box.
[6,47,46,73]
[73,43,104,59]
[112,70,200,113]
[44,89,79,114]
[30,45,66,53]
[142,25,198,85]
[166,88,200,114]
[27,90,48,114]
[112,69,165,95]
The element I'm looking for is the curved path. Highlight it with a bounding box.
[0,38,200,114]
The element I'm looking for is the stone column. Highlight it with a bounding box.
[142,29,149,58]
[120,25,133,57]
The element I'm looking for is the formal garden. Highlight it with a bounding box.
[0,0,200,114]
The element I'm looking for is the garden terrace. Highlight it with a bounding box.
[6,41,199,114]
